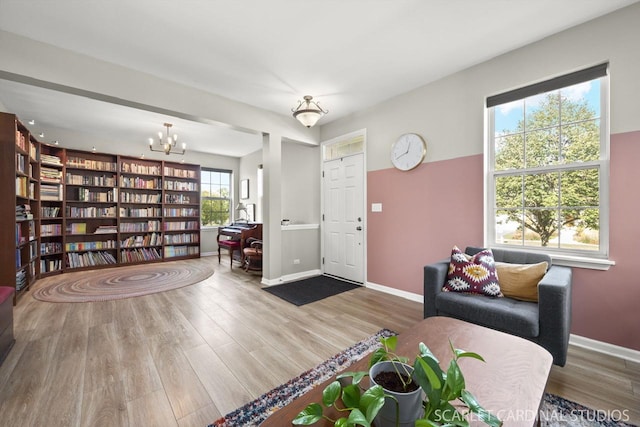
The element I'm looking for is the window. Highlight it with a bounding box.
[201,168,232,227]
[486,64,608,257]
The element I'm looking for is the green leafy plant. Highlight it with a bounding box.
[293,336,502,427]
[413,341,502,427]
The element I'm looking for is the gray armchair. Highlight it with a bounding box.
[424,246,572,366]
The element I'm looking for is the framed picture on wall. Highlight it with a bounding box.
[241,179,249,199]
[247,203,255,222]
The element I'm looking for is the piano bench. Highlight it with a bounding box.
[218,240,241,268]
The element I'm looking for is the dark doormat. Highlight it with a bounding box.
[263,275,360,306]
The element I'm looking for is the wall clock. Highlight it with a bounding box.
[390,133,427,171]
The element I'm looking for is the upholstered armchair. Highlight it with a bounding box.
[424,246,572,366]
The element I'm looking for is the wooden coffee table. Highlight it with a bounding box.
[260,316,552,427]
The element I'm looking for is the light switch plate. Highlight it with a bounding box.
[371,203,382,212]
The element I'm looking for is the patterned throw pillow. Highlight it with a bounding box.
[443,246,502,297]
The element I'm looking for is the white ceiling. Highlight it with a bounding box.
[0,0,637,157]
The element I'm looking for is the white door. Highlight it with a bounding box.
[323,153,364,283]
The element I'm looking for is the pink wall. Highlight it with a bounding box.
[367,154,483,295]
[367,131,640,351]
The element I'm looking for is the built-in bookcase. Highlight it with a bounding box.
[0,112,201,303]
[39,143,65,276]
[64,150,119,270]
[163,162,201,259]
[0,113,42,303]
[118,157,164,264]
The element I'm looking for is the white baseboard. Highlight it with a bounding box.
[261,269,322,287]
[366,281,640,363]
[365,281,423,303]
[570,334,640,364]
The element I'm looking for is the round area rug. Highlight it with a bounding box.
[32,258,214,303]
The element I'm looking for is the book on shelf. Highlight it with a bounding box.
[67,223,87,234]
[95,225,118,234]
[41,153,63,166]
[40,166,63,183]
[40,183,63,201]
[16,204,33,220]
[16,269,27,291]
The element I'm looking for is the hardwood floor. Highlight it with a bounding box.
[0,257,638,426]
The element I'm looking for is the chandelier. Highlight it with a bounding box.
[148,123,186,155]
[292,95,328,128]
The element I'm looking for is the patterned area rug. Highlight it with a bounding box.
[32,258,214,303]
[210,329,637,427]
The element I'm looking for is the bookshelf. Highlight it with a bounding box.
[118,157,164,264]
[40,143,65,276]
[0,113,201,302]
[163,162,201,259]
[64,151,118,270]
[0,113,40,303]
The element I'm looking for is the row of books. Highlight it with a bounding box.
[41,242,63,255]
[120,207,162,218]
[164,233,199,244]
[119,176,161,189]
[163,207,199,217]
[73,187,118,202]
[66,156,116,171]
[66,251,117,268]
[121,247,162,262]
[120,162,161,175]
[16,204,33,220]
[164,166,197,178]
[120,192,161,204]
[66,173,115,187]
[164,193,194,204]
[41,258,62,273]
[41,166,63,183]
[15,130,27,152]
[41,153,62,166]
[66,206,117,218]
[164,180,198,191]
[164,245,199,258]
[41,223,62,236]
[16,269,27,290]
[15,221,36,245]
[120,233,162,248]
[41,183,63,201]
[65,240,117,251]
[120,220,161,233]
[163,220,199,231]
[41,206,61,218]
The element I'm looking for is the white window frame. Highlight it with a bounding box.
[200,168,233,228]
[485,65,613,270]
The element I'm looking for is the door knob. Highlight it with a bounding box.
[356,226,362,231]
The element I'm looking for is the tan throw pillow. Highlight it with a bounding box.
[495,261,548,302]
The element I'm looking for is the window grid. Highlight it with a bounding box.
[487,71,608,258]
[200,168,232,227]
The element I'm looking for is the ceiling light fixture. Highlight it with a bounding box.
[148,122,186,155]
[292,95,328,128]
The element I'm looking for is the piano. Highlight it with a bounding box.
[217,222,262,264]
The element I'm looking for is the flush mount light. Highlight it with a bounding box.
[292,95,328,128]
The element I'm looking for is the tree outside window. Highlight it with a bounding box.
[201,169,232,226]
[489,70,607,255]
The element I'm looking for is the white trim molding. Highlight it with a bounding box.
[570,334,640,364]
[365,281,423,303]
[261,269,322,287]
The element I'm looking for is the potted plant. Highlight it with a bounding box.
[293,336,502,427]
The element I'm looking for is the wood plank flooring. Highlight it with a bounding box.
[0,256,638,426]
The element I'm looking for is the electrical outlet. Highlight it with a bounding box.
[293,259,301,265]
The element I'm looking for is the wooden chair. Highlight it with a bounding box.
[243,238,263,272]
